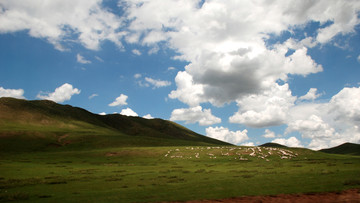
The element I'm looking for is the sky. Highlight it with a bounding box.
[1,0,360,150]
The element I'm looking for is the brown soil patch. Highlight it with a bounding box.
[170,189,360,203]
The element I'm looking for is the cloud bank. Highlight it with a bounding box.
[206,126,248,145]
[170,106,221,126]
[0,87,25,99]
[0,0,125,50]
[2,0,360,149]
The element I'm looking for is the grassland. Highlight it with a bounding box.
[1,146,359,202]
[1,98,359,202]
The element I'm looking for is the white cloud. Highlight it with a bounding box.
[298,88,322,101]
[124,1,359,143]
[88,93,98,99]
[109,94,128,107]
[132,49,141,56]
[272,137,303,148]
[328,86,360,125]
[167,67,176,71]
[315,1,360,44]
[36,83,80,103]
[129,0,345,108]
[143,114,154,119]
[134,73,142,79]
[99,112,106,115]
[120,108,138,117]
[205,126,248,145]
[262,129,276,138]
[0,0,125,50]
[144,77,171,89]
[241,142,255,147]
[286,115,337,139]
[229,83,296,128]
[286,86,360,150]
[0,87,25,99]
[76,54,91,64]
[3,1,360,150]
[170,106,221,126]
[357,55,360,63]
[169,71,205,107]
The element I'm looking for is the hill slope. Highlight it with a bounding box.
[320,143,360,156]
[259,142,287,148]
[0,97,231,151]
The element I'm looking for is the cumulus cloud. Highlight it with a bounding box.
[229,83,296,128]
[168,71,206,107]
[77,54,91,64]
[36,83,80,103]
[328,86,360,125]
[170,106,221,126]
[241,142,255,147]
[126,0,353,108]
[286,115,337,139]
[272,137,303,148]
[0,0,125,50]
[123,1,359,143]
[120,108,138,117]
[262,129,276,138]
[109,94,128,107]
[143,114,154,119]
[206,126,248,145]
[298,88,322,101]
[3,0,360,150]
[0,87,25,99]
[286,86,360,149]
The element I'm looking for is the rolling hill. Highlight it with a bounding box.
[0,97,231,151]
[259,142,287,148]
[320,142,360,156]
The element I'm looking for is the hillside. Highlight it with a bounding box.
[320,143,360,156]
[0,97,230,151]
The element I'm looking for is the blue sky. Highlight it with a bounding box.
[1,0,360,149]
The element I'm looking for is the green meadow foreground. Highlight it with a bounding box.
[1,146,360,202]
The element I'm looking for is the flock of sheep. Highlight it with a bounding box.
[164,146,298,161]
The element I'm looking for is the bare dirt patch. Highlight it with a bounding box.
[169,189,360,203]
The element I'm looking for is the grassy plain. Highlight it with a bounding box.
[1,146,360,202]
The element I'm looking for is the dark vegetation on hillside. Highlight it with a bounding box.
[320,143,360,156]
[0,97,231,151]
[259,142,287,148]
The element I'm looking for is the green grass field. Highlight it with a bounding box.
[1,146,359,202]
[1,98,359,202]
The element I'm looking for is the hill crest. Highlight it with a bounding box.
[320,142,360,156]
[259,142,287,148]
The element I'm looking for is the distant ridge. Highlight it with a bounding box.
[320,143,360,156]
[259,142,287,148]
[0,97,231,151]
